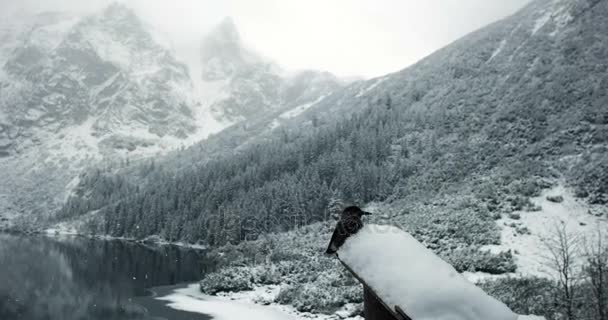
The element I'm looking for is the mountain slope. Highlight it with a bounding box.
[57,0,607,249]
[307,0,608,203]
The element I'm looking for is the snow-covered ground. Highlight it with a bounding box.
[532,0,573,36]
[489,39,507,61]
[157,284,363,320]
[45,226,80,236]
[269,119,281,130]
[43,228,208,250]
[482,184,608,278]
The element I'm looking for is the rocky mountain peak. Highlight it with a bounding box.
[74,3,159,59]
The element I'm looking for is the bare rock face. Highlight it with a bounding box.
[0,4,196,156]
[0,5,198,217]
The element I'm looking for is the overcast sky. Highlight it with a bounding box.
[1,0,531,78]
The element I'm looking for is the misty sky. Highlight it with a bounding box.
[0,0,531,78]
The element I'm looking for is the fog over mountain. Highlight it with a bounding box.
[0,0,532,78]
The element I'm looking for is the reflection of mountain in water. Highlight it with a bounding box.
[0,234,210,320]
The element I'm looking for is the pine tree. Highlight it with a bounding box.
[327,191,344,221]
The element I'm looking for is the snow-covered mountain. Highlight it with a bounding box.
[0,5,199,152]
[0,5,343,224]
[0,5,198,220]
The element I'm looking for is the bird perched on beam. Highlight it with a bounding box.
[326,206,372,254]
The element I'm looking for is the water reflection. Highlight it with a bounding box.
[0,233,210,320]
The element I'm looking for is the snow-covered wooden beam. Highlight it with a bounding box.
[332,224,542,320]
[338,258,411,320]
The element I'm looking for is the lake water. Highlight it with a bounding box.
[0,233,214,320]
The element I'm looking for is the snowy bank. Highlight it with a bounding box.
[482,184,608,277]
[157,284,363,320]
[157,284,293,320]
[43,229,207,250]
[338,224,542,320]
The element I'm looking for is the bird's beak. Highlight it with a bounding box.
[363,211,372,215]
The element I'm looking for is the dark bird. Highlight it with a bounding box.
[326,206,372,254]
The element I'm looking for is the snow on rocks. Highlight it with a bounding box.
[489,39,508,61]
[157,284,363,320]
[531,0,573,36]
[157,284,294,320]
[338,224,522,320]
